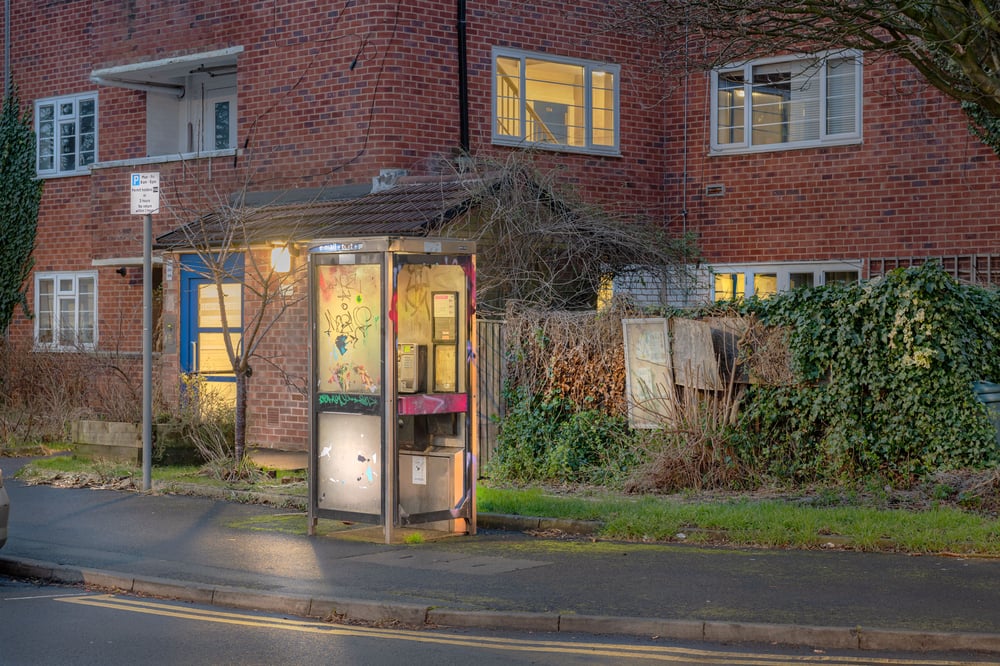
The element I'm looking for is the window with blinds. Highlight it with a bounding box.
[712,52,861,153]
[35,94,97,176]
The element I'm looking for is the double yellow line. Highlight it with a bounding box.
[57,594,983,665]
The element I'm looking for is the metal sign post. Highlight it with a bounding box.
[131,173,159,491]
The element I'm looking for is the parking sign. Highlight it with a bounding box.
[130,172,160,215]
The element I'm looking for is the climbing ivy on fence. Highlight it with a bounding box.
[0,82,43,336]
[741,263,1000,481]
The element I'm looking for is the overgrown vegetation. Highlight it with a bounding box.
[624,379,750,493]
[486,302,640,487]
[741,263,1000,482]
[487,263,1000,503]
[488,389,638,486]
[0,81,43,335]
[0,337,142,451]
[502,303,633,415]
[441,153,701,313]
[166,373,247,479]
[0,337,245,479]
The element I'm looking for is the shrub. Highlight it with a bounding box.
[0,338,103,448]
[486,388,638,486]
[171,373,237,473]
[741,262,1000,482]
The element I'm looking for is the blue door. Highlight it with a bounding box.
[179,254,244,406]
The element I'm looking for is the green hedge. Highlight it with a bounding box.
[739,262,1000,481]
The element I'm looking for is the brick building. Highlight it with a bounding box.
[3,1,998,451]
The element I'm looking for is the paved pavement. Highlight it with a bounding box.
[3,454,1000,656]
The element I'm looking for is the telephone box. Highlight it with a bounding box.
[307,237,477,543]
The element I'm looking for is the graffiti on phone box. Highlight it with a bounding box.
[318,392,379,412]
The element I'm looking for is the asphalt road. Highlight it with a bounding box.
[5,577,998,666]
[4,455,1000,657]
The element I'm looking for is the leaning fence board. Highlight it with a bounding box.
[670,318,722,391]
[703,316,750,384]
[622,318,674,429]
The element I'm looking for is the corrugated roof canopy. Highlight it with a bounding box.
[155,177,484,250]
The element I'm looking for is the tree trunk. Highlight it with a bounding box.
[234,369,249,465]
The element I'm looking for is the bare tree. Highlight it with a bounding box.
[440,152,702,314]
[161,177,309,470]
[607,1,1000,152]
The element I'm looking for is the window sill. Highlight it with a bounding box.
[32,346,160,359]
[492,137,621,158]
[32,344,98,353]
[709,136,862,156]
[37,168,95,180]
[90,149,239,171]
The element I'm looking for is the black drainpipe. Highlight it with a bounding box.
[457,0,470,153]
[4,0,10,96]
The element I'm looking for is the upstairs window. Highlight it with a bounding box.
[493,48,619,155]
[90,47,241,160]
[712,52,862,153]
[35,93,98,177]
[35,271,97,350]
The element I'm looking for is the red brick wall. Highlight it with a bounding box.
[462,1,669,214]
[662,57,1000,265]
[157,247,312,451]
[241,249,311,450]
[5,1,998,450]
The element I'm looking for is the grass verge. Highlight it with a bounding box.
[17,454,308,498]
[477,485,1000,556]
[14,455,1000,555]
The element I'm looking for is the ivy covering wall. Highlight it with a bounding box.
[0,82,42,335]
[742,262,1000,481]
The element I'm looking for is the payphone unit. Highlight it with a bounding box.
[397,343,426,393]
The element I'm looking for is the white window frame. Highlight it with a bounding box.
[35,93,98,177]
[201,81,238,152]
[710,50,862,154]
[492,47,620,156]
[710,261,862,302]
[34,271,98,351]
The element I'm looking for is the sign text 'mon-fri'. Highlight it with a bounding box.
[130,172,160,215]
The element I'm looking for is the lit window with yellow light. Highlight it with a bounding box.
[493,48,619,155]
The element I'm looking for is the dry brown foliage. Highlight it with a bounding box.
[440,152,700,314]
[625,371,750,493]
[504,300,640,416]
[738,316,795,386]
[0,337,144,446]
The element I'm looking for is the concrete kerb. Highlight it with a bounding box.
[427,608,560,632]
[857,628,1000,654]
[477,513,601,535]
[4,554,1000,655]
